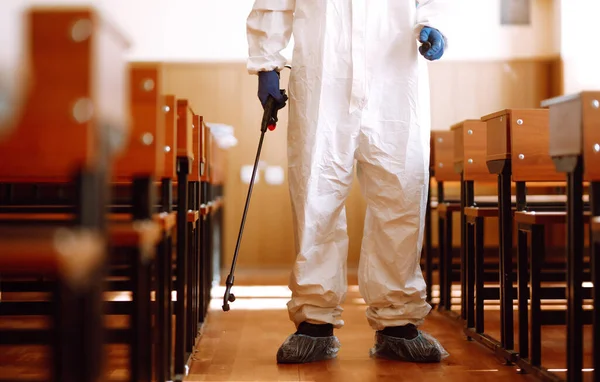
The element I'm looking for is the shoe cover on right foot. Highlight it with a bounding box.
[276,333,341,364]
[369,330,449,363]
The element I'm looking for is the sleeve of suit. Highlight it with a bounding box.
[415,0,451,47]
[246,0,295,74]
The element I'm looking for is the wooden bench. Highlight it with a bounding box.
[544,91,600,381]
[0,7,129,382]
[505,107,592,381]
[451,120,497,328]
[471,109,551,363]
[0,59,191,382]
[429,131,461,309]
[172,98,198,381]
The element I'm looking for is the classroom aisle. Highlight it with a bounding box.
[185,271,536,382]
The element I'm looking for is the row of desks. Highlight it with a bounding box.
[0,6,228,382]
[425,91,600,382]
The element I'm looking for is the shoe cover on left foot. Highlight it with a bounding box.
[369,331,449,363]
[276,333,340,364]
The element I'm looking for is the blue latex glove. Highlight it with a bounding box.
[258,70,287,110]
[419,27,445,61]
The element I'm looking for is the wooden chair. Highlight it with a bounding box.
[0,7,129,381]
[206,124,226,318]
[488,108,592,381]
[430,131,461,310]
[0,60,178,382]
[544,91,600,381]
[105,62,170,382]
[451,121,497,330]
[199,121,213,322]
[470,108,591,371]
[173,98,195,381]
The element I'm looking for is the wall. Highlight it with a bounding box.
[160,0,558,62]
[557,0,600,94]
[3,0,558,62]
[161,0,558,62]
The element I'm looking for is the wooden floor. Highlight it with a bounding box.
[0,270,593,381]
[186,270,536,382]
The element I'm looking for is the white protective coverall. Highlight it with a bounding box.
[247,0,450,331]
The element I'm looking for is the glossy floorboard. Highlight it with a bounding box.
[0,269,593,381]
[185,270,538,382]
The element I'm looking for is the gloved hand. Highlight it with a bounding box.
[418,27,445,61]
[258,70,287,110]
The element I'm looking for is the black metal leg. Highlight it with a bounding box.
[499,164,514,352]
[460,181,466,319]
[162,178,173,213]
[74,169,104,230]
[203,214,211,320]
[496,174,506,348]
[425,180,433,303]
[175,158,190,379]
[466,218,475,329]
[166,235,174,379]
[132,247,153,382]
[200,181,210,321]
[196,209,201,328]
[195,181,201,332]
[206,211,213,318]
[445,211,453,311]
[156,235,169,382]
[186,183,196,354]
[132,176,155,220]
[475,216,485,334]
[462,181,474,320]
[589,181,600,382]
[438,210,446,310]
[53,268,104,382]
[517,226,529,361]
[530,224,543,367]
[566,158,584,382]
[593,238,600,382]
[187,220,196,353]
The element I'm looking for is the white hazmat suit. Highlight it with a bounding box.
[247,0,450,342]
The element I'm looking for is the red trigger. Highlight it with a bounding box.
[268,124,276,131]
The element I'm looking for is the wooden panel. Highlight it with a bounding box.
[162,95,177,180]
[464,121,496,181]
[189,107,202,182]
[451,122,465,172]
[0,8,129,182]
[581,92,600,180]
[510,109,563,182]
[543,93,583,158]
[482,110,510,162]
[113,63,165,180]
[431,131,458,181]
[176,99,193,160]
[199,117,207,179]
[201,125,212,183]
[456,120,495,181]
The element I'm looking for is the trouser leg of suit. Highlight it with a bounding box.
[286,83,431,330]
[286,70,361,329]
[355,98,432,331]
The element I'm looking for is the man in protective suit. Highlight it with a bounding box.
[247,0,450,364]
